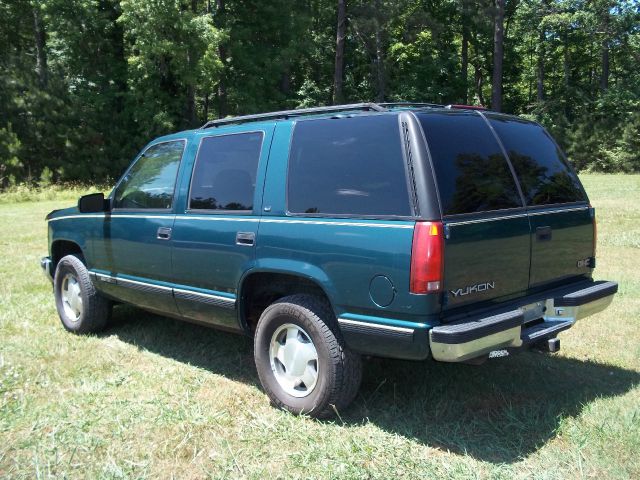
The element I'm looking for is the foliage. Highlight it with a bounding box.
[0,0,639,186]
[0,124,22,187]
[0,183,107,204]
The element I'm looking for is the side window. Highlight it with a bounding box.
[287,115,412,217]
[418,112,522,216]
[113,140,184,210]
[487,115,586,206]
[189,132,263,211]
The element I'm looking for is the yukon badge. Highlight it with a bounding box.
[451,281,495,297]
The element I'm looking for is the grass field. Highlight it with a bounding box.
[1,175,639,479]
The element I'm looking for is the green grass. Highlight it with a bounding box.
[1,174,639,479]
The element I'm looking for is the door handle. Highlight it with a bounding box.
[236,231,255,246]
[536,226,552,241]
[157,227,172,240]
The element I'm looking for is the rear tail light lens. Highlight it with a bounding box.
[410,221,444,294]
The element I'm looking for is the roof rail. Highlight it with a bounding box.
[378,102,443,109]
[201,103,387,129]
[445,104,487,110]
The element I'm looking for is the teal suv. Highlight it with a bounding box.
[42,103,618,417]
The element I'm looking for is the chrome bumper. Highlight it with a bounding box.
[41,256,53,282]
[429,280,618,363]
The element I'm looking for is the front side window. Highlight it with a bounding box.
[113,140,185,209]
[418,112,523,216]
[287,115,412,217]
[189,132,263,211]
[487,115,586,206]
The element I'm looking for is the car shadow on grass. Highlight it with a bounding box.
[346,354,640,463]
[105,306,260,387]
[106,306,640,464]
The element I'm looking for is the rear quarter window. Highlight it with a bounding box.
[287,115,412,217]
[487,115,586,206]
[417,111,523,216]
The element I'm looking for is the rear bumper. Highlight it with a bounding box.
[41,256,53,283]
[429,280,618,362]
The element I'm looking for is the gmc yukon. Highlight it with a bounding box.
[41,103,618,418]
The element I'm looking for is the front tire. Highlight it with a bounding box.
[54,255,111,334]
[254,294,362,418]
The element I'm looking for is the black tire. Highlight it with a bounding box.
[54,254,111,334]
[254,294,362,418]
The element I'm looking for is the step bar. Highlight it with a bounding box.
[429,280,617,362]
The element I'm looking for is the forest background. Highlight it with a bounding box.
[1,0,639,187]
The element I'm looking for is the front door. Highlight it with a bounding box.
[97,139,187,315]
[171,127,273,330]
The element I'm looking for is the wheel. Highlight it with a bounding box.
[254,294,362,418]
[54,254,111,334]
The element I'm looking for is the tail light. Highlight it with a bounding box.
[410,221,444,294]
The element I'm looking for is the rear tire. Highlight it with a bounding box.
[54,254,111,334]
[254,294,362,418]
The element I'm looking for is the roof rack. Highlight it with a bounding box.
[201,102,388,129]
[378,102,443,109]
[445,104,487,110]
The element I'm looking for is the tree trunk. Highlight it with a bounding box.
[474,64,486,107]
[373,9,385,102]
[536,25,545,102]
[600,11,610,91]
[185,0,198,126]
[215,0,228,117]
[333,0,346,105]
[491,0,504,112]
[461,19,469,104]
[563,32,570,90]
[186,84,196,125]
[563,30,570,118]
[280,68,291,96]
[32,6,48,87]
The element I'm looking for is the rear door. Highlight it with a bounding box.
[487,115,593,289]
[170,127,273,330]
[417,111,531,313]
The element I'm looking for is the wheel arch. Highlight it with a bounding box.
[237,266,338,335]
[51,239,84,270]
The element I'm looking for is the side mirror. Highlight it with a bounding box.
[78,193,109,213]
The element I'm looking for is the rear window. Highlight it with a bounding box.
[287,115,412,217]
[418,112,522,216]
[487,115,586,206]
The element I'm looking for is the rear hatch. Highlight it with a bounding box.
[416,110,594,317]
[486,114,594,290]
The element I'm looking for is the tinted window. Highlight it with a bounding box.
[288,115,411,216]
[418,112,522,215]
[190,132,263,211]
[113,140,184,209]
[488,115,586,206]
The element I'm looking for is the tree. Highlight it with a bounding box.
[32,3,48,88]
[118,0,222,134]
[1,0,640,185]
[491,0,505,111]
[460,1,471,103]
[333,0,347,104]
